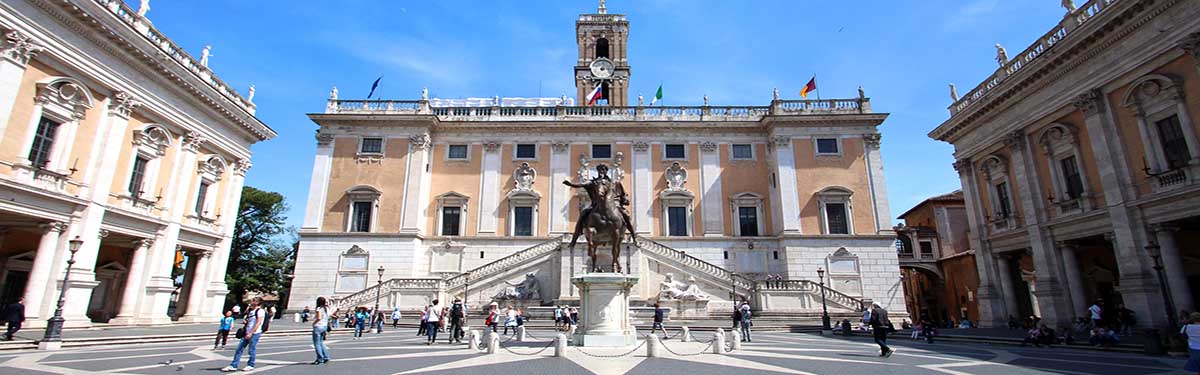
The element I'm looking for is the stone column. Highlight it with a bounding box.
[1058,242,1088,318]
[862,134,891,232]
[204,160,249,318]
[301,132,335,230]
[955,158,1005,327]
[698,142,724,236]
[22,221,66,321]
[109,238,154,324]
[631,142,652,234]
[144,133,204,323]
[1152,224,1193,312]
[399,133,431,234]
[995,255,1021,318]
[770,136,801,233]
[549,142,572,233]
[181,250,212,320]
[477,142,502,234]
[0,29,44,144]
[1004,131,1071,326]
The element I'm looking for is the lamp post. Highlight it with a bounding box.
[1145,242,1178,330]
[818,267,831,332]
[463,271,472,307]
[41,236,83,350]
[374,266,385,313]
[730,272,738,308]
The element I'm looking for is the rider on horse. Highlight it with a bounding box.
[562,164,635,251]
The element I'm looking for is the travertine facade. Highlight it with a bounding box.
[0,0,274,327]
[931,0,1200,329]
[289,3,904,316]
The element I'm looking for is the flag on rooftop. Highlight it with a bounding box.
[800,76,817,99]
[367,76,382,99]
[649,84,663,106]
[586,83,603,106]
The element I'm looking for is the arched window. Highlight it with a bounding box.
[1036,123,1091,213]
[19,77,94,175]
[980,156,1017,231]
[595,38,610,59]
[345,185,382,233]
[1121,74,1200,190]
[816,187,854,235]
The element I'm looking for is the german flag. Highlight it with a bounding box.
[800,77,817,99]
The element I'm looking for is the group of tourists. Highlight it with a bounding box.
[220,297,271,372]
[484,302,527,335]
[415,298,468,344]
[553,305,578,331]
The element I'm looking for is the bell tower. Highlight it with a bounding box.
[575,0,630,106]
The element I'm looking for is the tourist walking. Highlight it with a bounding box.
[391,307,402,328]
[417,305,428,336]
[739,301,753,342]
[448,299,466,344]
[869,303,893,357]
[222,297,266,372]
[373,309,386,334]
[2,297,24,341]
[554,305,564,331]
[214,311,234,349]
[1088,300,1103,329]
[569,306,579,326]
[485,302,500,332]
[353,307,368,339]
[425,299,442,344]
[1181,312,1200,374]
[652,303,668,337]
[311,297,331,365]
[301,306,310,323]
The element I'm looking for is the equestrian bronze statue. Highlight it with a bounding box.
[563,164,636,273]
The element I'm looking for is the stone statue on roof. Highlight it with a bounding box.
[995,44,1009,66]
[199,45,211,67]
[1062,0,1077,13]
[949,84,959,101]
[137,0,150,17]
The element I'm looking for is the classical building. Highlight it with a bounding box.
[931,0,1200,329]
[289,3,904,318]
[896,191,979,326]
[0,0,274,327]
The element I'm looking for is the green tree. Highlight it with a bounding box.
[225,186,291,308]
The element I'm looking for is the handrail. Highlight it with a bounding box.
[333,278,443,310]
[948,0,1119,116]
[443,234,569,293]
[757,279,866,311]
[633,237,756,293]
[322,99,869,118]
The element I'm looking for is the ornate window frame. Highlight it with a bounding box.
[816,187,854,235]
[1121,74,1200,190]
[730,143,756,160]
[189,154,227,220]
[122,125,172,203]
[663,143,688,161]
[513,143,538,161]
[729,192,765,237]
[980,155,1017,231]
[17,77,94,174]
[506,189,540,237]
[356,136,385,164]
[1037,123,1092,214]
[345,185,381,233]
[436,191,470,236]
[336,245,370,293]
[659,189,694,237]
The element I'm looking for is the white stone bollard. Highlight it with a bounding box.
[567,324,577,339]
[555,334,568,357]
[468,330,481,350]
[646,334,660,358]
[517,326,527,342]
[730,329,742,351]
[293,313,301,323]
[681,326,691,342]
[487,334,500,354]
[713,330,725,355]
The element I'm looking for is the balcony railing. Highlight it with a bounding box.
[948,0,1120,117]
[323,98,870,121]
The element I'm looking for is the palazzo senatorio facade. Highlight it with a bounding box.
[289,3,905,318]
[0,0,274,327]
[931,0,1200,329]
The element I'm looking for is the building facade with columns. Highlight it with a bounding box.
[289,3,905,318]
[931,0,1200,329]
[0,0,274,327]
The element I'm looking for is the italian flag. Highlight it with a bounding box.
[586,83,603,106]
[649,84,663,105]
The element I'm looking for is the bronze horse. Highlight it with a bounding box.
[563,165,630,273]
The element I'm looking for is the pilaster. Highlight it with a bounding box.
[550,141,572,234]
[477,142,502,234]
[771,137,801,234]
[631,142,652,234]
[109,238,153,324]
[862,133,890,232]
[1004,131,1071,326]
[399,133,431,234]
[955,158,1006,327]
[302,131,335,230]
[0,29,43,139]
[22,221,65,321]
[698,142,723,236]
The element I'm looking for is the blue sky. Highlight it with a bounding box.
[138,0,1067,229]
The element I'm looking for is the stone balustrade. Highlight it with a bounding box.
[322,99,870,120]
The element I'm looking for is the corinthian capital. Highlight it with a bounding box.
[109,91,142,119]
[1179,32,1200,60]
[862,133,882,149]
[234,159,252,176]
[182,131,207,153]
[1071,89,1103,114]
[315,131,334,146]
[409,133,431,151]
[1003,131,1026,151]
[952,158,973,175]
[2,30,45,66]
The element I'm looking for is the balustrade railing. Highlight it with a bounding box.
[756,279,865,311]
[634,238,756,293]
[334,277,444,310]
[323,98,867,120]
[443,234,569,293]
[948,0,1120,116]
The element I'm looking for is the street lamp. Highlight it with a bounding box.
[463,271,472,306]
[41,236,83,350]
[1145,242,1178,330]
[374,266,385,313]
[817,267,831,331]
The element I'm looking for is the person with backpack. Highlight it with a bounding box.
[417,305,428,336]
[214,311,234,349]
[311,296,331,365]
[448,299,466,344]
[739,302,753,342]
[222,297,265,372]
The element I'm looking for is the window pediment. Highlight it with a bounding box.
[134,125,172,157]
[436,191,470,206]
[346,184,382,200]
[36,77,94,119]
[197,155,228,179]
[1122,74,1183,111]
[1037,123,1079,155]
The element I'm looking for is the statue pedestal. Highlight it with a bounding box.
[571,273,638,347]
[658,299,710,318]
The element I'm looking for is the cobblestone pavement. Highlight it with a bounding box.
[0,329,1188,374]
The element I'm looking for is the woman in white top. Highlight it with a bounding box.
[503,306,518,335]
[1182,312,1200,374]
[311,297,331,365]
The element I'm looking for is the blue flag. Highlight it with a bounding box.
[367,76,382,99]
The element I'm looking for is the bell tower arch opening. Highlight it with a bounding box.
[596,38,610,59]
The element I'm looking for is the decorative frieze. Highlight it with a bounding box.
[863,133,882,149]
[1,30,44,66]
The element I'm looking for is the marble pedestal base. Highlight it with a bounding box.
[658,299,710,318]
[571,273,638,347]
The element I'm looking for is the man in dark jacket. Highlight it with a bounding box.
[869,303,893,357]
[4,297,26,341]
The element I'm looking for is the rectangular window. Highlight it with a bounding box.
[441,206,462,236]
[667,206,688,236]
[1157,115,1191,169]
[825,203,849,234]
[664,144,686,159]
[448,145,469,160]
[360,137,383,154]
[732,144,753,160]
[515,144,536,159]
[816,138,839,154]
[128,156,149,195]
[195,181,210,214]
[737,206,759,236]
[513,206,533,236]
[1060,156,1084,200]
[351,201,372,232]
[28,117,60,168]
[995,182,1013,217]
[592,144,612,159]
[919,241,934,257]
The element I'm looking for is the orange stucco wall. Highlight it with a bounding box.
[719,143,773,235]
[322,137,410,232]
[794,137,877,234]
[426,143,483,236]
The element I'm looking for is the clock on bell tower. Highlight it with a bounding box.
[575,1,630,106]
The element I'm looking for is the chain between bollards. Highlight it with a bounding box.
[572,340,648,358]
